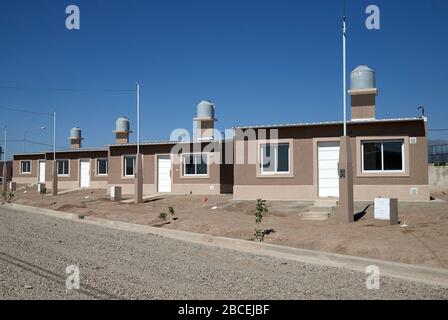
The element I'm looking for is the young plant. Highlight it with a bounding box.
[254,199,268,242]
[159,212,168,221]
[168,206,175,216]
[1,191,14,204]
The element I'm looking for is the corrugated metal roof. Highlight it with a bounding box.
[232,117,426,130]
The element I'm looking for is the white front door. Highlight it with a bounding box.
[80,160,90,188]
[39,161,46,183]
[158,156,172,193]
[318,142,340,198]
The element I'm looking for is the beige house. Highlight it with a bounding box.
[232,66,429,202]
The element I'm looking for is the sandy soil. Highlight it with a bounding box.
[9,186,448,269]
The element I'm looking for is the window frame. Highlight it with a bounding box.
[96,158,109,176]
[361,140,405,174]
[57,159,70,177]
[20,160,32,174]
[123,155,136,177]
[259,143,291,176]
[182,153,209,177]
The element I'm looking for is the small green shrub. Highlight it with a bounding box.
[253,199,269,242]
[1,191,14,204]
[159,212,167,221]
[168,206,175,216]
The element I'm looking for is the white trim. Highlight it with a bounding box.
[96,158,109,176]
[182,153,209,177]
[361,140,405,174]
[122,155,136,177]
[20,160,32,174]
[259,143,291,175]
[57,159,70,177]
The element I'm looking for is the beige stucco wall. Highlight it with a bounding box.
[233,120,429,202]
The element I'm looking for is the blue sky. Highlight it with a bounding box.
[1,0,447,159]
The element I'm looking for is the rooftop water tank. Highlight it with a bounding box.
[70,127,82,140]
[116,117,130,132]
[350,65,376,90]
[197,100,215,119]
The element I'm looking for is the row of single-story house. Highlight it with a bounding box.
[11,65,430,202]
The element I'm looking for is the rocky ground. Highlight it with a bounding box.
[1,206,447,300]
[9,186,448,269]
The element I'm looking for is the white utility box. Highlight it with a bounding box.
[37,183,46,193]
[374,198,399,225]
[110,186,122,201]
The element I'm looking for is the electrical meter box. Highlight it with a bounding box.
[374,198,399,225]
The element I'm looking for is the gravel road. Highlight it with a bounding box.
[0,206,447,300]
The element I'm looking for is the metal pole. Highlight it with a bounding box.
[134,82,143,203]
[137,82,140,155]
[343,16,347,136]
[2,126,7,193]
[52,111,58,195]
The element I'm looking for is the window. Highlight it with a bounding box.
[362,140,404,172]
[123,156,135,177]
[97,159,108,175]
[260,143,290,174]
[57,160,69,176]
[183,154,208,176]
[21,161,31,174]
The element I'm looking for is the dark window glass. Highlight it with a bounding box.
[277,144,290,172]
[97,159,108,175]
[57,160,69,175]
[196,155,208,175]
[363,142,382,171]
[124,157,135,176]
[383,142,403,171]
[261,144,275,172]
[185,155,196,175]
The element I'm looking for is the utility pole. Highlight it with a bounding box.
[2,126,7,193]
[337,16,354,223]
[134,82,143,203]
[52,111,58,196]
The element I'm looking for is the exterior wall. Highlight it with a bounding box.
[233,120,429,202]
[108,141,233,195]
[44,150,109,190]
[429,165,448,190]
[12,155,45,185]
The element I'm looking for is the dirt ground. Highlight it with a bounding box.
[8,185,448,269]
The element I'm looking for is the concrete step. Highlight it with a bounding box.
[306,206,335,212]
[313,198,339,208]
[299,211,330,221]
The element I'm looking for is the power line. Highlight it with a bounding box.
[0,105,53,117]
[0,85,135,93]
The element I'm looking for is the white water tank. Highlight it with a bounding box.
[116,117,130,132]
[197,100,215,119]
[70,127,82,140]
[350,65,375,90]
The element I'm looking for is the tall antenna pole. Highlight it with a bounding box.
[343,16,347,136]
[52,111,58,195]
[134,81,143,203]
[2,126,7,193]
[137,82,140,155]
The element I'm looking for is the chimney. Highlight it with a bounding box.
[113,117,131,144]
[349,65,377,121]
[69,127,83,149]
[193,100,216,141]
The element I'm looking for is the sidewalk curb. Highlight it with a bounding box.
[4,202,448,288]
